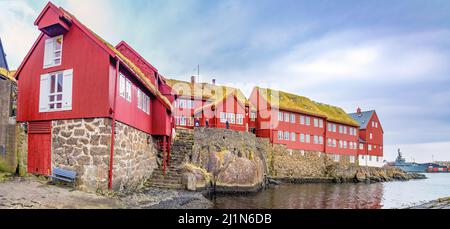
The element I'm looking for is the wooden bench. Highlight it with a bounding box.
[51,167,76,188]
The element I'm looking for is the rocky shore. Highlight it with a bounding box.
[408,197,450,209]
[270,166,426,184]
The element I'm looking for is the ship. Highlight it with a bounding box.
[392,149,428,173]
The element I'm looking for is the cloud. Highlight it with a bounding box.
[0,1,40,69]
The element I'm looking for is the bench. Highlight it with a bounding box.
[51,167,76,188]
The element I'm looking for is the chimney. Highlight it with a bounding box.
[190,76,195,84]
[212,79,216,85]
[357,107,362,115]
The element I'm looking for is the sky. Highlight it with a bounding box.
[1,0,449,162]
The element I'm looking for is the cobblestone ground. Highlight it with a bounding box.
[0,174,212,209]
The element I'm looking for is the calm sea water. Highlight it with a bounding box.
[212,173,450,209]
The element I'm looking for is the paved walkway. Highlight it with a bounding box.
[0,174,212,209]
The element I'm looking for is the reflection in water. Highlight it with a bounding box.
[212,174,450,209]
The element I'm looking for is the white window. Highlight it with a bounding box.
[333,124,337,132]
[374,145,377,149]
[137,89,142,109]
[305,134,310,143]
[349,156,355,163]
[300,115,305,125]
[314,135,319,144]
[370,133,373,139]
[143,94,150,114]
[180,116,187,126]
[327,123,331,131]
[327,138,332,146]
[300,134,305,143]
[227,113,235,124]
[220,112,226,123]
[319,119,323,128]
[359,143,364,150]
[332,154,340,162]
[43,35,63,68]
[39,69,73,112]
[278,131,283,140]
[284,113,289,122]
[343,141,347,149]
[333,139,337,147]
[250,112,256,121]
[305,116,310,126]
[368,144,372,151]
[236,114,244,124]
[119,74,126,98]
[290,114,295,123]
[375,122,378,128]
[125,79,132,102]
[284,131,289,140]
[339,125,343,134]
[319,136,323,144]
[291,132,296,141]
[361,155,365,160]
[343,126,347,134]
[278,111,283,121]
[339,140,343,148]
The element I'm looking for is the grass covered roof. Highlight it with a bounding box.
[256,87,359,126]
[0,68,16,82]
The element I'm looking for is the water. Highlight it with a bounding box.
[212,173,450,209]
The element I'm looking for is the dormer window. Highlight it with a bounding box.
[43,35,63,68]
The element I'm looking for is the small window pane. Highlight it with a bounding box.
[57,74,63,93]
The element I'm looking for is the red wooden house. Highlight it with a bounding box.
[166,77,250,132]
[349,108,384,167]
[15,2,173,191]
[250,87,360,163]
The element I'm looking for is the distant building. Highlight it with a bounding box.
[166,77,250,132]
[250,87,360,163]
[349,108,384,167]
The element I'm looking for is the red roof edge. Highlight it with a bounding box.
[34,2,61,26]
[115,41,158,73]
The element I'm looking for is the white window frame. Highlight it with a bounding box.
[319,119,323,128]
[300,134,305,143]
[137,89,142,109]
[359,143,364,150]
[305,134,310,143]
[227,113,235,124]
[319,136,323,144]
[333,139,337,147]
[278,111,283,121]
[284,113,289,122]
[291,132,296,141]
[313,118,319,127]
[328,138,332,146]
[370,133,373,139]
[305,116,310,126]
[43,35,63,69]
[250,112,256,121]
[343,126,347,134]
[368,144,372,151]
[236,114,244,124]
[39,69,73,112]
[290,114,295,123]
[284,131,290,140]
[119,74,126,98]
[314,135,319,144]
[278,131,283,140]
[180,116,187,126]
[300,115,305,125]
[332,124,337,132]
[220,112,227,123]
[125,79,132,102]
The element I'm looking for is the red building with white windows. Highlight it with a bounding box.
[15,2,173,191]
[349,108,384,167]
[166,77,251,132]
[250,87,360,163]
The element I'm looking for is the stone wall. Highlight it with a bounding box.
[112,121,158,192]
[52,118,159,192]
[0,80,18,173]
[52,118,111,192]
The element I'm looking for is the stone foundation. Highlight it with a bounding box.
[112,121,157,192]
[52,118,158,192]
[0,80,18,173]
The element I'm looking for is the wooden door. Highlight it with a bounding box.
[28,121,52,175]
